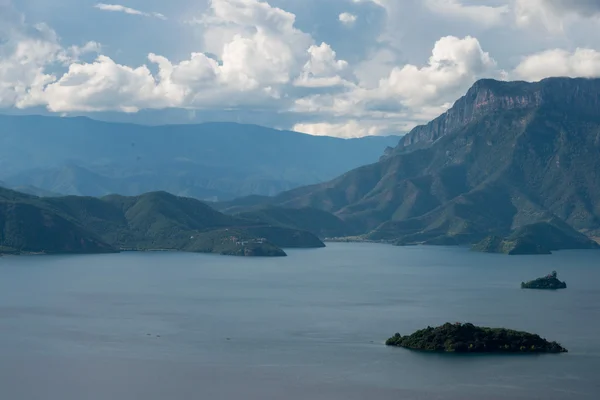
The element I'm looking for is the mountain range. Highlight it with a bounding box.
[216,77,600,249]
[0,116,399,200]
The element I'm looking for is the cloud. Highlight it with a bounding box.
[5,0,600,138]
[424,0,509,27]
[0,2,100,109]
[294,43,349,88]
[291,36,498,134]
[294,36,496,117]
[30,55,175,112]
[352,0,389,9]
[513,48,600,81]
[293,120,385,138]
[378,35,496,107]
[18,0,349,113]
[514,0,600,31]
[339,12,357,25]
[531,0,600,17]
[94,3,166,20]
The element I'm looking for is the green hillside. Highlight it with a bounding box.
[234,206,356,238]
[472,221,599,255]
[0,188,324,257]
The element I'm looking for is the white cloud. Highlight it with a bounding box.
[339,12,357,25]
[352,0,389,9]
[94,3,166,20]
[5,0,600,138]
[292,36,497,133]
[425,0,509,27]
[293,120,384,138]
[0,3,100,109]
[198,0,313,91]
[514,0,600,31]
[513,48,600,81]
[14,0,347,113]
[294,43,349,88]
[378,35,496,107]
[29,55,174,112]
[296,35,495,112]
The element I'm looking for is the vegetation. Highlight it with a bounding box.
[385,323,567,354]
[0,187,324,257]
[521,271,567,289]
[471,235,548,255]
[472,222,599,255]
[220,78,600,249]
[232,206,355,238]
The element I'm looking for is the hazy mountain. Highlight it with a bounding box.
[0,115,399,200]
[0,187,323,257]
[217,77,600,247]
[0,180,62,197]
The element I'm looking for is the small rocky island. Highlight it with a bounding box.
[386,322,567,353]
[521,271,567,289]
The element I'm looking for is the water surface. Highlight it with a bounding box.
[1,243,599,399]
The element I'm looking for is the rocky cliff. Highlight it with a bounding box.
[392,77,600,154]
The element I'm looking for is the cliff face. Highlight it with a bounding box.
[394,77,600,153]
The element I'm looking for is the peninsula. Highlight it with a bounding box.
[0,187,324,258]
[385,323,567,353]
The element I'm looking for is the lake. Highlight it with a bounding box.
[1,243,599,400]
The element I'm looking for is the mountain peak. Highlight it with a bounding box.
[394,77,600,154]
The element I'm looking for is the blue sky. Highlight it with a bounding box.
[2,0,600,137]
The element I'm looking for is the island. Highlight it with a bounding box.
[385,322,567,353]
[521,271,567,289]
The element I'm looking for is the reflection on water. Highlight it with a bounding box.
[1,243,599,399]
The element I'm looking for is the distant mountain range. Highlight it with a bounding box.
[0,116,399,201]
[0,187,324,257]
[216,77,600,250]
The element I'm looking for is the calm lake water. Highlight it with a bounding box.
[1,243,599,400]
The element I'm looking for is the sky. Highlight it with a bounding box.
[2,0,600,137]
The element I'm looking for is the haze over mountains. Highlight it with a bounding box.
[218,77,600,248]
[0,116,399,201]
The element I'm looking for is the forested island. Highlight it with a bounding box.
[385,323,567,353]
[521,271,567,289]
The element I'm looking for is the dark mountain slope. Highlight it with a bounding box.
[220,78,600,246]
[0,188,115,254]
[0,188,324,257]
[235,206,356,238]
[472,220,599,255]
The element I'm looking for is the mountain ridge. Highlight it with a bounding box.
[0,115,399,201]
